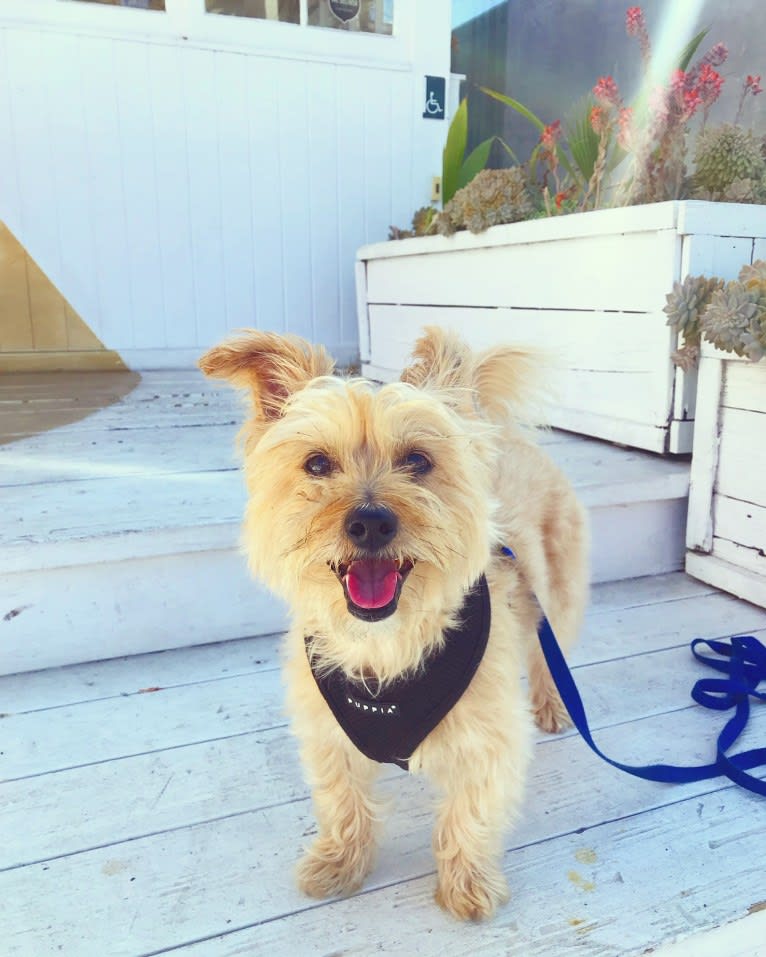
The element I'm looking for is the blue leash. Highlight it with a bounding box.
[501,546,766,797]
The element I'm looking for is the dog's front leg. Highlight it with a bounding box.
[430,769,513,920]
[423,699,532,920]
[286,654,383,899]
[296,729,382,898]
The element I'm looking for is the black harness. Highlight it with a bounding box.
[305,576,491,770]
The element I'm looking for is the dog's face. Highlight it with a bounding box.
[200,328,539,673]
[245,374,495,622]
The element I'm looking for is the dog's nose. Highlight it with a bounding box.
[345,505,398,552]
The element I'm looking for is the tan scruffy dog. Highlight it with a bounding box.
[199,326,588,921]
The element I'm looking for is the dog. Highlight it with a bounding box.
[199,326,589,920]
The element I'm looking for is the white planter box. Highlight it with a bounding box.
[356,200,766,454]
[686,344,766,609]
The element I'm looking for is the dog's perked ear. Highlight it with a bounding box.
[198,330,335,420]
[402,326,550,424]
[400,326,473,393]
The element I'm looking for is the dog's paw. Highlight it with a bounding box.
[435,861,509,921]
[532,691,572,734]
[296,837,374,899]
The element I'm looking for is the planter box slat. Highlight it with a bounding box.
[712,537,766,580]
[358,201,766,454]
[722,361,766,413]
[676,201,766,237]
[366,231,678,313]
[368,303,674,431]
[369,304,672,371]
[686,351,766,608]
[686,552,766,609]
[680,232,756,284]
[716,406,766,504]
[714,496,766,553]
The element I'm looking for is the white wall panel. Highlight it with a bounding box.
[216,51,257,336]
[47,33,101,333]
[149,42,196,350]
[81,35,134,349]
[0,0,451,366]
[245,55,285,335]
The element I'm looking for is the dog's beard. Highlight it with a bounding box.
[331,557,415,622]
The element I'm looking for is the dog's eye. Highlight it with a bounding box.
[304,453,334,477]
[401,451,433,476]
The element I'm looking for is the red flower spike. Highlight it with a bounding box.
[593,75,621,107]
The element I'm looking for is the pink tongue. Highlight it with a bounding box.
[346,559,400,609]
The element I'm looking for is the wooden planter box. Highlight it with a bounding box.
[356,201,766,454]
[686,345,766,609]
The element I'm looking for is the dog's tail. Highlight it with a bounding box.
[401,326,554,427]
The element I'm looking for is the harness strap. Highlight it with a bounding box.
[501,546,766,797]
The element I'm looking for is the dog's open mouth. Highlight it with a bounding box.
[332,558,414,622]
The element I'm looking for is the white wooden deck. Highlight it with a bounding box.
[2,370,766,955]
[2,578,766,954]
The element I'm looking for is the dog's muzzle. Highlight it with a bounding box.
[333,505,414,621]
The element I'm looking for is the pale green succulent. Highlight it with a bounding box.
[663,274,724,345]
[739,259,766,287]
[693,124,766,199]
[700,283,766,360]
[437,167,534,236]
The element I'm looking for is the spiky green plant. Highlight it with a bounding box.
[693,124,766,200]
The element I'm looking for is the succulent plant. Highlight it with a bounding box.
[436,167,534,236]
[739,259,766,287]
[716,176,766,204]
[700,283,766,359]
[663,274,723,344]
[388,206,438,240]
[693,124,766,199]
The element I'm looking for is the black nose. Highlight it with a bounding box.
[345,505,398,552]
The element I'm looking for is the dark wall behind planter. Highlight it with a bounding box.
[453,0,765,166]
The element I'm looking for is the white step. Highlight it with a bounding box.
[540,430,690,584]
[1,371,688,675]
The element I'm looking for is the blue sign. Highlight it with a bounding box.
[423,76,445,119]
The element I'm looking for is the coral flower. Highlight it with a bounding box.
[593,75,621,107]
[617,107,633,149]
[746,74,763,95]
[625,6,644,35]
[540,119,562,149]
[696,64,724,107]
[590,106,608,134]
[626,6,651,64]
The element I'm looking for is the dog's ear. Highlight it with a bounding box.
[402,326,549,424]
[472,344,549,422]
[199,330,335,420]
[400,326,473,392]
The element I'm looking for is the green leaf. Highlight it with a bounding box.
[495,137,520,166]
[480,85,579,185]
[565,96,599,183]
[442,98,468,204]
[677,27,709,72]
[479,85,546,132]
[456,137,494,191]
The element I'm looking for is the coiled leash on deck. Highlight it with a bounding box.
[501,546,766,797]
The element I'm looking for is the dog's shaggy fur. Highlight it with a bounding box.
[199,327,589,920]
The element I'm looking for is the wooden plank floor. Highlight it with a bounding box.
[3,572,766,957]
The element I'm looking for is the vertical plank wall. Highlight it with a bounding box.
[0,15,448,367]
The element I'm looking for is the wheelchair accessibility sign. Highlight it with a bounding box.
[422,76,445,119]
